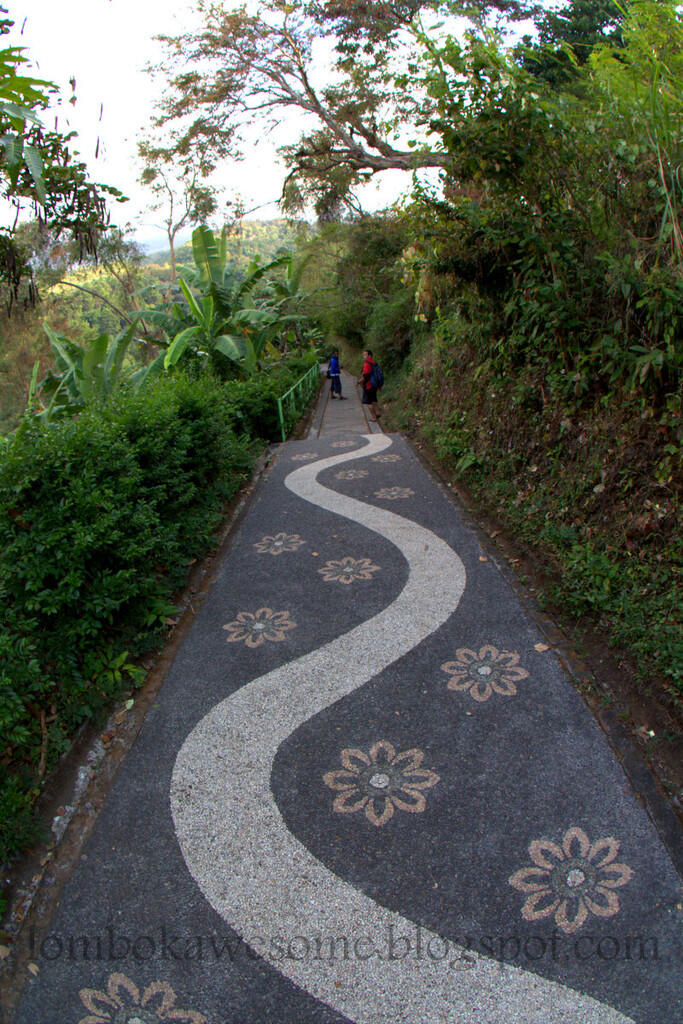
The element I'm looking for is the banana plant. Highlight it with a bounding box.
[210,307,286,375]
[261,253,314,350]
[162,278,242,369]
[146,224,302,376]
[187,224,291,309]
[37,322,164,420]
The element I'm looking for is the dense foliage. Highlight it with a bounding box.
[0,219,316,433]
[300,1,681,717]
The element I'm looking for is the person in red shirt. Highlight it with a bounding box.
[358,348,381,422]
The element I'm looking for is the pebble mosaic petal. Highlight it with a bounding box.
[77,971,206,1024]
[323,740,440,827]
[318,556,381,584]
[372,453,402,462]
[335,469,369,480]
[253,532,305,555]
[441,644,529,702]
[290,452,318,461]
[508,826,634,935]
[374,486,415,500]
[222,607,297,647]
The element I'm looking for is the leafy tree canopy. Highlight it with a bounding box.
[518,0,627,86]
[138,137,225,282]
[0,8,125,309]
[151,0,536,218]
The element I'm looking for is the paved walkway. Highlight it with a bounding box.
[310,370,382,436]
[11,376,682,1023]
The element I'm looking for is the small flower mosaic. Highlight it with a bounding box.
[508,826,634,934]
[318,556,380,584]
[323,740,440,826]
[331,440,358,448]
[290,452,318,461]
[374,487,415,500]
[372,453,402,463]
[222,607,296,647]
[254,532,305,556]
[335,469,368,480]
[441,645,529,702]
[77,972,206,1024]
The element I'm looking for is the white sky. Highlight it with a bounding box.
[4,0,410,246]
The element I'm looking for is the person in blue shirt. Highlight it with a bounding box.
[329,349,344,399]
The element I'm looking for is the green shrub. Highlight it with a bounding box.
[0,354,320,867]
[220,352,319,440]
[0,373,255,864]
[367,289,417,369]
[223,374,293,440]
[0,773,43,864]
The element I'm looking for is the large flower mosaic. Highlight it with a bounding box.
[323,740,440,826]
[374,487,415,500]
[318,556,380,584]
[441,645,529,702]
[330,440,357,448]
[254,532,305,556]
[222,607,296,647]
[372,453,402,463]
[335,469,368,480]
[77,972,205,1024]
[290,452,318,461]
[508,826,634,934]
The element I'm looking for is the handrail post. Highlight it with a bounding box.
[277,396,286,442]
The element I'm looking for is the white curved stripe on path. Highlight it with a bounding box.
[171,434,634,1024]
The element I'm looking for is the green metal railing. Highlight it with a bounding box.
[276,363,321,442]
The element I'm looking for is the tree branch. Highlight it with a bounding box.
[53,280,137,325]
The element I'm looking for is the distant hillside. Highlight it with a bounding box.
[144,219,314,273]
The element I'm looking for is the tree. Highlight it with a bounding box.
[138,138,225,282]
[0,9,125,309]
[406,0,682,397]
[536,0,625,61]
[518,0,626,86]
[150,1,534,216]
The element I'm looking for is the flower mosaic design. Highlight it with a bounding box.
[318,556,380,584]
[77,972,206,1024]
[335,469,368,480]
[374,487,415,500]
[441,645,529,702]
[372,453,402,463]
[290,452,318,461]
[331,440,357,448]
[508,826,634,934]
[222,607,296,647]
[323,740,440,826]
[254,532,305,556]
